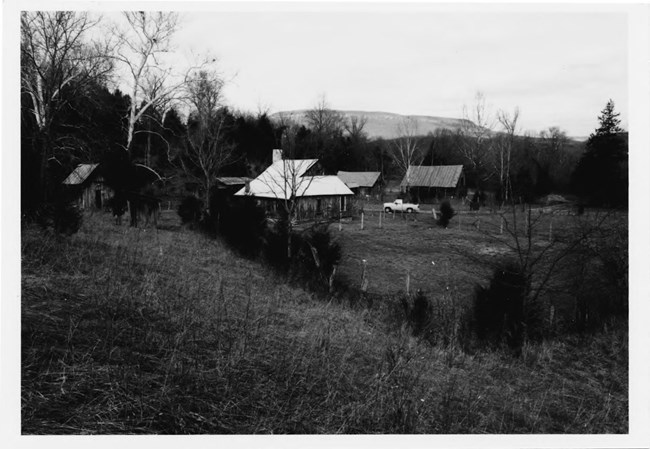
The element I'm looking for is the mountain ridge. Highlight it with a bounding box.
[269,110,474,140]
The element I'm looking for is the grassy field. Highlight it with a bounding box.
[21,208,628,434]
[333,205,626,295]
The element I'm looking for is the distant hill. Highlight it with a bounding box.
[269,110,476,140]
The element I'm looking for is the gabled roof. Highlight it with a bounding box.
[235,158,353,199]
[400,165,463,188]
[216,177,252,186]
[337,171,381,188]
[62,163,99,185]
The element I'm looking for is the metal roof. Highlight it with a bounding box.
[235,158,353,199]
[400,165,463,188]
[216,177,252,186]
[337,171,381,188]
[62,164,99,185]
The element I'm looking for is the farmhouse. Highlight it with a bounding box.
[62,163,113,210]
[337,171,382,198]
[235,150,354,220]
[400,165,465,202]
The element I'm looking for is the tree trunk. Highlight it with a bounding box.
[38,129,52,203]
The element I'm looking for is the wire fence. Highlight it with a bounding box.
[328,205,624,299]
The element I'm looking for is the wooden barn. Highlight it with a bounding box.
[337,171,382,198]
[234,150,354,220]
[400,165,465,202]
[62,163,113,210]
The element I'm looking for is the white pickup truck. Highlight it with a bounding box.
[383,199,420,213]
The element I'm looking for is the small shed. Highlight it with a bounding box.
[62,163,113,210]
[337,171,382,198]
[400,165,465,202]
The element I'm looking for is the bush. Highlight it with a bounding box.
[472,260,529,351]
[34,200,83,236]
[219,197,267,258]
[410,290,432,336]
[263,222,342,292]
[438,200,454,228]
[263,220,290,273]
[293,224,342,291]
[177,196,202,225]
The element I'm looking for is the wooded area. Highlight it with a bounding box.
[21,12,628,227]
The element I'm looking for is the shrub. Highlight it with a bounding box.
[472,260,528,351]
[292,224,342,291]
[219,197,267,258]
[438,200,454,228]
[177,196,202,225]
[263,215,291,273]
[263,222,342,292]
[410,290,432,336]
[34,200,83,236]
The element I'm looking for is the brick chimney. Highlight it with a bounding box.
[272,149,283,163]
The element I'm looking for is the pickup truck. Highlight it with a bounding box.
[383,199,420,213]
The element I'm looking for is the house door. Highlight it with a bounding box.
[340,196,346,212]
[95,189,102,208]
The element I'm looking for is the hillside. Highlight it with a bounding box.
[20,209,628,434]
[270,110,475,140]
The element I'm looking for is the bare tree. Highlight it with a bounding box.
[392,116,423,191]
[344,114,368,141]
[459,92,495,179]
[538,126,568,165]
[111,11,189,153]
[180,70,237,211]
[305,95,345,138]
[494,107,520,203]
[21,11,113,199]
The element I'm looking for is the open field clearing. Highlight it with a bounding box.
[21,211,628,434]
[332,206,626,299]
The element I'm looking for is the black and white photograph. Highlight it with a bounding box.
[3,0,649,447]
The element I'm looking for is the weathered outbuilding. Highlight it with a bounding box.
[337,171,382,198]
[62,163,113,210]
[400,165,465,202]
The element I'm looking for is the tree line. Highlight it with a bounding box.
[21,11,628,222]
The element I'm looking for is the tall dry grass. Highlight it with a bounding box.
[21,211,627,434]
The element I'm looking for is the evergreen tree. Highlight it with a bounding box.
[592,99,623,138]
[572,100,627,207]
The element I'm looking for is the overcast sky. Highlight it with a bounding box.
[157,4,630,137]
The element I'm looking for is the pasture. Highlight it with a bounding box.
[333,204,625,301]
[21,207,628,434]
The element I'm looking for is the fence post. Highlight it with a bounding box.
[379,210,382,228]
[339,212,342,232]
[361,260,368,293]
[549,218,553,242]
[432,207,437,220]
[476,218,480,232]
[500,216,504,234]
[406,270,410,295]
[361,212,364,230]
